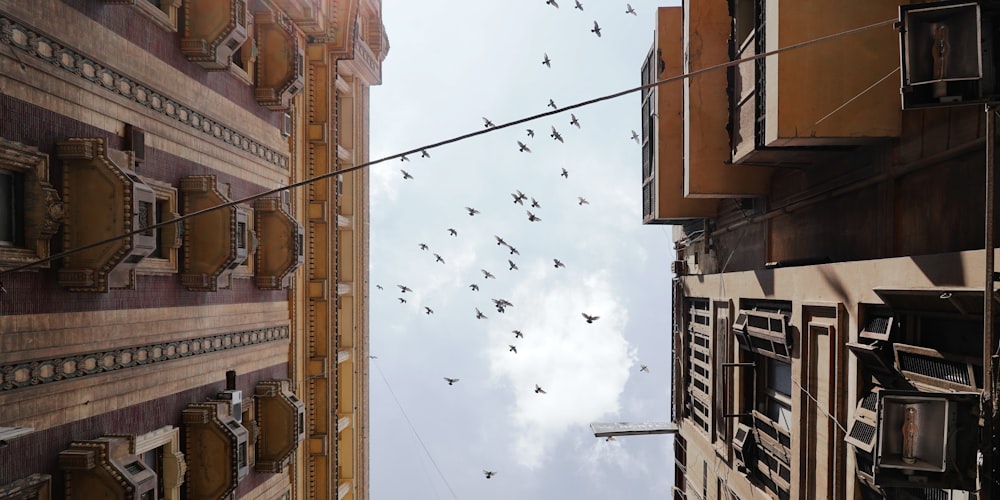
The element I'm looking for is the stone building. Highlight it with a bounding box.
[649,2,994,499]
[0,1,386,498]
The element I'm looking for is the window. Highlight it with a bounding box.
[762,357,792,431]
[104,0,181,32]
[734,300,792,499]
[229,12,257,84]
[135,178,179,275]
[134,426,185,500]
[0,138,61,270]
[0,170,23,247]
[686,298,712,436]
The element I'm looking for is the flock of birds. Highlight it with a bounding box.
[379,1,651,483]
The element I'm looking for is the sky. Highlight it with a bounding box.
[368,2,679,499]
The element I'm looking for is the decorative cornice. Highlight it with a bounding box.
[0,16,289,170]
[0,325,289,391]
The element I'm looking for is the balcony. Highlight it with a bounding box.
[180,175,254,291]
[683,0,772,197]
[56,138,156,292]
[254,10,305,111]
[181,0,249,70]
[182,400,250,499]
[729,0,901,166]
[254,379,306,473]
[58,436,157,499]
[253,196,303,289]
[642,7,717,224]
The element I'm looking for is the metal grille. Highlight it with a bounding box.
[137,200,154,236]
[753,0,766,147]
[124,461,145,475]
[923,489,949,500]
[860,391,878,412]
[848,421,876,447]
[864,317,891,336]
[897,351,971,385]
[642,181,653,219]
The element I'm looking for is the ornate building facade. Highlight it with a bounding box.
[650,1,994,499]
[0,1,385,499]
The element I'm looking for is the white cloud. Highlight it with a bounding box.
[485,266,635,468]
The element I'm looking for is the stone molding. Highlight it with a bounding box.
[0,325,289,392]
[0,16,289,170]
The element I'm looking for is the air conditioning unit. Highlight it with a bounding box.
[898,1,994,109]
[216,389,243,422]
[282,113,292,137]
[732,423,756,473]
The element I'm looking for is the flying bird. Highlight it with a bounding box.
[570,113,580,128]
[640,365,650,373]
[508,246,520,256]
[509,345,518,353]
[425,306,434,315]
[469,283,480,291]
[482,269,496,279]
[434,253,445,263]
[398,297,407,303]
[448,228,458,236]
[475,308,487,319]
[517,140,532,153]
[561,168,569,178]
[444,377,459,385]
[513,330,524,339]
[400,154,410,162]
[605,436,617,442]
[493,298,513,312]
[398,285,412,293]
[400,169,413,180]
[534,384,547,394]
[527,128,535,137]
[550,126,564,143]
[547,98,557,110]
[482,117,495,128]
[508,259,519,271]
[626,3,637,15]
[495,235,508,246]
[578,196,590,205]
[465,206,481,216]
[526,210,541,222]
[542,54,551,68]
[376,284,383,290]
[512,191,527,204]
[419,243,428,250]
[574,0,583,10]
[530,197,541,208]
[591,20,602,37]
[553,258,566,268]
[545,0,558,8]
[421,149,430,158]
[631,129,640,143]
[483,470,497,479]
[582,313,600,324]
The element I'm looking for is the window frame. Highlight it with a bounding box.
[135,177,180,276]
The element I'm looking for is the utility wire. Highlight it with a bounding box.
[0,17,897,280]
[373,360,460,500]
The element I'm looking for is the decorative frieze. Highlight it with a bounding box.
[0,325,289,392]
[0,16,289,170]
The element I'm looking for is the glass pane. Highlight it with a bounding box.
[768,398,792,430]
[0,172,12,244]
[767,358,792,396]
